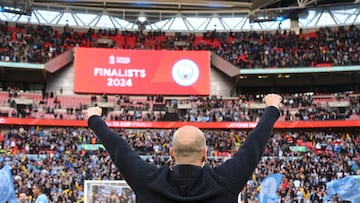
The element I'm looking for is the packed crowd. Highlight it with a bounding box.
[215,25,360,68]
[176,93,360,122]
[0,125,359,202]
[1,21,360,68]
[2,89,360,123]
[0,20,359,203]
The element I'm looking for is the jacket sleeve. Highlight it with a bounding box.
[88,115,158,191]
[213,106,280,194]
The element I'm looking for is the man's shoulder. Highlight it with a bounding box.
[36,194,49,203]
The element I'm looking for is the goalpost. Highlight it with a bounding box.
[84,180,135,203]
[84,180,245,202]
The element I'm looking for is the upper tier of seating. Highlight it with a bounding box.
[0,22,359,68]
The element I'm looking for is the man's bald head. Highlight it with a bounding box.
[171,125,207,166]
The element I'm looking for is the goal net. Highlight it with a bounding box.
[84,180,135,203]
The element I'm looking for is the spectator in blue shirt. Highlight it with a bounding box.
[32,184,48,203]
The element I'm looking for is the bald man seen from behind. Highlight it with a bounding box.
[87,93,282,203]
[171,125,207,167]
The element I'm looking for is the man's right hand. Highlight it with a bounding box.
[86,106,102,119]
[263,94,282,110]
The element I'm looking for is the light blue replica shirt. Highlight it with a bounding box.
[35,194,48,203]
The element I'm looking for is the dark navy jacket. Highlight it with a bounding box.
[88,106,280,203]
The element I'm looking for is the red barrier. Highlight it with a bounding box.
[0,117,359,129]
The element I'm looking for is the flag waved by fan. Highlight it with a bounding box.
[259,173,283,203]
[0,164,18,203]
[326,175,360,203]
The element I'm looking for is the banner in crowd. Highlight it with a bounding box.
[259,173,283,203]
[289,146,308,152]
[74,48,210,95]
[80,144,105,151]
[0,117,359,128]
[0,164,18,203]
[326,175,360,203]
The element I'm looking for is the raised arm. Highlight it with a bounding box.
[86,107,158,190]
[213,94,282,193]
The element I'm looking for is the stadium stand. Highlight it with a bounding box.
[0,0,359,202]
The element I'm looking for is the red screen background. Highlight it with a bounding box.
[74,48,210,95]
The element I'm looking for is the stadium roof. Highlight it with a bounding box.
[0,0,359,31]
[5,0,357,23]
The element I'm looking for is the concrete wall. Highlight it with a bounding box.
[47,62,75,95]
[210,66,236,96]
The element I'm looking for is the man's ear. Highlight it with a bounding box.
[201,147,207,162]
[170,147,175,162]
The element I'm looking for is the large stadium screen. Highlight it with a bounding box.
[74,48,210,95]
